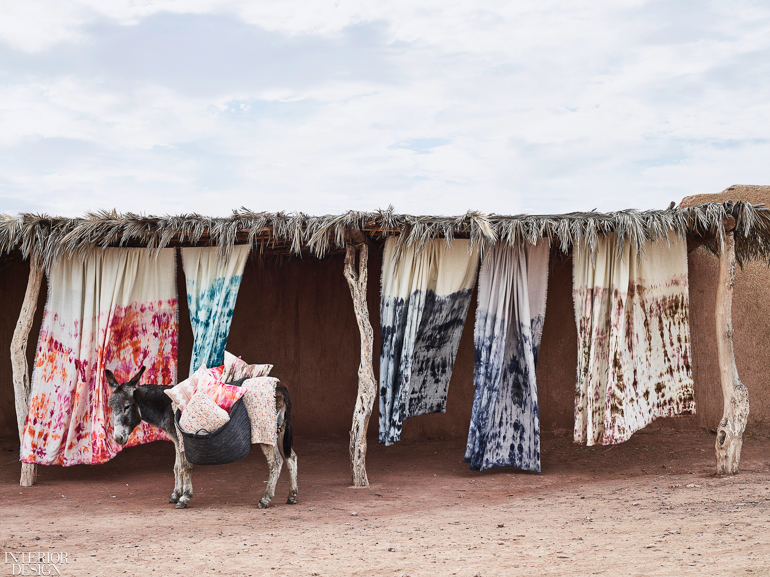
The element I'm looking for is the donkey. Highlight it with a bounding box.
[106,366,298,509]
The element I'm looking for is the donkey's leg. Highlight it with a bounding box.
[285,449,298,504]
[169,442,183,504]
[175,451,194,509]
[257,444,283,509]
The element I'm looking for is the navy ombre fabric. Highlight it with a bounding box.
[465,240,550,472]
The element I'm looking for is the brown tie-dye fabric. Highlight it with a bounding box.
[573,234,695,446]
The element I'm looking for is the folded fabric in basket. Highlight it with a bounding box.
[223,351,272,382]
[165,364,225,412]
[179,392,230,434]
[193,372,245,412]
[241,377,278,445]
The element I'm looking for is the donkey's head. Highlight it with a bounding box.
[106,366,146,445]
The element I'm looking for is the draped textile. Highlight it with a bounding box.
[21,248,178,466]
[465,240,550,472]
[573,234,695,446]
[242,377,279,446]
[182,245,249,375]
[379,238,479,445]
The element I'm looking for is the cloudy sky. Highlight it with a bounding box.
[1,1,768,217]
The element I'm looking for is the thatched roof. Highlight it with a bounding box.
[680,184,770,210]
[2,199,770,271]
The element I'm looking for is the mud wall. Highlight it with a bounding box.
[680,185,770,435]
[0,258,47,442]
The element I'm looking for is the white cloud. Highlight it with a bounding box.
[0,1,769,216]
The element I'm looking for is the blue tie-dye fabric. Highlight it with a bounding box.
[380,288,475,445]
[465,241,550,472]
[187,275,243,372]
[379,238,479,446]
[182,245,250,375]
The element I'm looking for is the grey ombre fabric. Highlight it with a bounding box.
[465,240,550,472]
[379,238,479,445]
[181,245,250,375]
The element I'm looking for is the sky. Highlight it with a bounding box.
[0,1,768,217]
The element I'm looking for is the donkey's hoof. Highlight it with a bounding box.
[175,500,188,509]
[287,495,298,505]
[257,500,270,509]
[169,494,180,504]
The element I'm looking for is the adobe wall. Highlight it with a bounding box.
[0,258,47,441]
[680,185,770,434]
[2,188,769,447]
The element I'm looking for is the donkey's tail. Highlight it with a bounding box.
[282,419,293,457]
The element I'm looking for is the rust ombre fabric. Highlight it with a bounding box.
[21,248,178,466]
[573,234,695,446]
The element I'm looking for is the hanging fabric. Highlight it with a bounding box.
[379,237,479,445]
[464,240,550,472]
[181,245,250,375]
[20,248,178,466]
[573,234,695,446]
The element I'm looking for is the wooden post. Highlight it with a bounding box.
[11,262,43,487]
[715,215,749,475]
[343,240,376,487]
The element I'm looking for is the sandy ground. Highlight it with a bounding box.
[2,428,770,576]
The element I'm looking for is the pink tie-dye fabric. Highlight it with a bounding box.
[193,372,245,412]
[21,248,178,466]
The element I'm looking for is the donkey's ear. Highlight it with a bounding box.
[105,370,121,391]
[127,366,146,387]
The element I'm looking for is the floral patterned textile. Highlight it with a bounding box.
[241,377,278,445]
[21,248,178,466]
[573,234,696,445]
[222,351,272,382]
[182,245,250,375]
[179,392,230,434]
[193,372,245,412]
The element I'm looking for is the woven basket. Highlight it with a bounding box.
[175,397,251,465]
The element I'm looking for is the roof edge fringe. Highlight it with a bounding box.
[2,201,768,271]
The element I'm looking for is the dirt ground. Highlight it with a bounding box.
[2,428,770,576]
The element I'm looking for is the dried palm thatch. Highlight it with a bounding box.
[1,201,769,271]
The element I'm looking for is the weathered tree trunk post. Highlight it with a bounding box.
[715,213,749,475]
[343,236,376,487]
[11,262,44,487]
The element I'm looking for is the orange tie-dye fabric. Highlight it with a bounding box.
[20,248,178,466]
